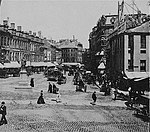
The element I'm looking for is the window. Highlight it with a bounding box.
[128,35,134,48]
[4,37,6,46]
[128,50,131,53]
[128,60,132,70]
[1,37,3,46]
[141,35,146,48]
[140,60,146,71]
[140,50,146,54]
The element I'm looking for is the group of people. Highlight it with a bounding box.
[48,82,59,94]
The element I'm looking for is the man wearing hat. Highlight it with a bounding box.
[0,101,7,125]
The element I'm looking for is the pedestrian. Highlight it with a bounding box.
[0,101,7,125]
[92,91,97,104]
[56,92,61,103]
[53,83,59,94]
[84,84,87,92]
[37,90,45,104]
[113,88,118,100]
[30,78,34,87]
[48,82,52,93]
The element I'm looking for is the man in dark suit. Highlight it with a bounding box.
[92,91,97,104]
[0,101,7,125]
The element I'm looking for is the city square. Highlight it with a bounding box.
[0,72,149,132]
[0,0,149,132]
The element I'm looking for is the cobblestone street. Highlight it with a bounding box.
[0,73,149,132]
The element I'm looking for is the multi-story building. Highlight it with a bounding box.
[57,39,83,63]
[107,14,150,80]
[0,20,45,67]
[42,39,62,64]
[88,15,117,74]
[82,48,91,70]
[89,0,150,80]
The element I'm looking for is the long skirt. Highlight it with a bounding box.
[37,96,45,104]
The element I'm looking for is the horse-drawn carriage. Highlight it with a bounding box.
[123,76,150,117]
[133,94,149,117]
[57,75,67,84]
[47,69,62,81]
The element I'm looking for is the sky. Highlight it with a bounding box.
[0,0,149,48]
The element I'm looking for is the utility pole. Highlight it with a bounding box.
[148,0,150,13]
[0,0,2,24]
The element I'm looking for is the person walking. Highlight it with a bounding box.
[0,101,7,125]
[37,90,45,104]
[92,91,97,104]
[56,92,61,103]
[48,82,52,93]
[113,88,118,100]
[53,83,59,94]
[30,78,34,87]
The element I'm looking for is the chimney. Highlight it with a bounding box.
[10,23,15,29]
[38,31,41,38]
[29,31,32,35]
[17,26,22,31]
[3,20,8,26]
[73,35,75,40]
[33,32,36,37]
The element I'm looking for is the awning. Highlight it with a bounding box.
[0,63,4,68]
[86,71,91,74]
[45,62,56,67]
[98,62,105,69]
[53,61,59,66]
[26,61,31,66]
[125,72,150,79]
[62,63,81,67]
[4,62,21,68]
[95,52,100,56]
[31,62,46,67]
[100,51,104,55]
[95,51,104,56]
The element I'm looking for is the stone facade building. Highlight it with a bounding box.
[88,15,117,74]
[57,39,83,63]
[0,20,45,66]
[107,15,150,80]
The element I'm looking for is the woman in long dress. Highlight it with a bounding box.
[37,90,45,104]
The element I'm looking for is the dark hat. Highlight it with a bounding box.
[1,101,5,104]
